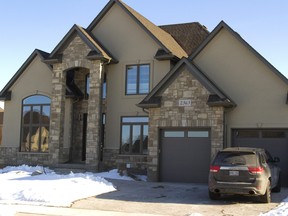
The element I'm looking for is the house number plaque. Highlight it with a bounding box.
[178,99,192,107]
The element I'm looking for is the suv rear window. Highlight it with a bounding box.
[214,152,258,166]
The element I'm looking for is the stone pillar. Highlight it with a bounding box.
[86,60,103,167]
[49,63,66,164]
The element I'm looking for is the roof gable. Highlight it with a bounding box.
[0,49,51,100]
[46,24,116,63]
[189,21,288,85]
[87,0,187,60]
[138,58,236,108]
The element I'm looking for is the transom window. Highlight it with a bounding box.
[21,95,51,153]
[121,117,148,155]
[126,64,150,95]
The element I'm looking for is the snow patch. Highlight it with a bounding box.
[0,165,133,207]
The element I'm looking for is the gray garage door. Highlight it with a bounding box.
[232,129,288,186]
[160,129,211,183]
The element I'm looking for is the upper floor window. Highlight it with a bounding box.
[21,95,51,153]
[85,73,107,99]
[103,73,107,99]
[126,64,150,95]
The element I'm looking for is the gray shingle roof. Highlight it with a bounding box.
[160,22,209,56]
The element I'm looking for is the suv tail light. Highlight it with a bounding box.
[248,167,264,174]
[210,166,220,173]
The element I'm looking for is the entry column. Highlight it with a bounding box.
[86,60,103,167]
[49,63,66,163]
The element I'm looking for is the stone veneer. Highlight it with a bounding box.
[101,149,147,175]
[147,69,224,181]
[0,147,50,165]
[49,34,103,167]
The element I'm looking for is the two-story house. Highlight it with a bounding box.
[0,0,287,185]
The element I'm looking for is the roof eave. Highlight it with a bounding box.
[190,20,288,85]
[0,91,11,101]
[137,103,161,109]
[207,101,236,108]
[0,49,51,99]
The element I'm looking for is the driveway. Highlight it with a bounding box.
[72,179,288,216]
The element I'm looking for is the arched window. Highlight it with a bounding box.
[21,95,51,153]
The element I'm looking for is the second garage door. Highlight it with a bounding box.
[232,129,288,186]
[160,129,211,183]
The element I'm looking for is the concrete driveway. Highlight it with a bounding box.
[72,179,288,216]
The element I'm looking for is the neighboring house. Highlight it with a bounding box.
[0,0,287,185]
[0,108,3,145]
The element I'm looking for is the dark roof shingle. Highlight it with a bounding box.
[160,22,209,56]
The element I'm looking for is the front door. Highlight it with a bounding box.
[82,113,88,161]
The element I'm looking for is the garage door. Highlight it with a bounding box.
[160,129,211,183]
[232,129,288,186]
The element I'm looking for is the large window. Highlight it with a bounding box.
[0,125,2,145]
[86,73,107,99]
[0,112,3,145]
[85,73,90,99]
[121,117,148,155]
[126,64,150,95]
[21,95,51,153]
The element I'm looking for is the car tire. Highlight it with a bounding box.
[259,181,271,203]
[272,174,281,193]
[208,190,220,200]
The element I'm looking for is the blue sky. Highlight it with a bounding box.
[0,0,287,108]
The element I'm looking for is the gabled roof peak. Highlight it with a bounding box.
[46,24,116,63]
[87,0,187,59]
[0,49,51,101]
[189,20,288,85]
[138,57,236,108]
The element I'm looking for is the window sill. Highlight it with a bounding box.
[119,154,148,157]
[18,152,50,155]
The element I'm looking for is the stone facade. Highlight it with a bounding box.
[0,147,50,165]
[147,69,224,181]
[101,149,147,174]
[49,34,103,167]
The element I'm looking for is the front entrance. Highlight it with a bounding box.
[160,129,211,183]
[82,113,88,161]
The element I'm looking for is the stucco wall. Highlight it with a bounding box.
[2,55,52,148]
[193,28,288,145]
[0,55,52,165]
[91,3,171,153]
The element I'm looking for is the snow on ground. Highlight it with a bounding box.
[0,165,287,216]
[0,165,133,207]
[260,197,288,216]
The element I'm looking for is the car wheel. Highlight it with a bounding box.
[208,190,220,200]
[259,181,271,203]
[272,174,281,193]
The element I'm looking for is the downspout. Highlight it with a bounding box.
[223,106,235,149]
[97,62,106,169]
[142,108,149,114]
[223,108,227,149]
